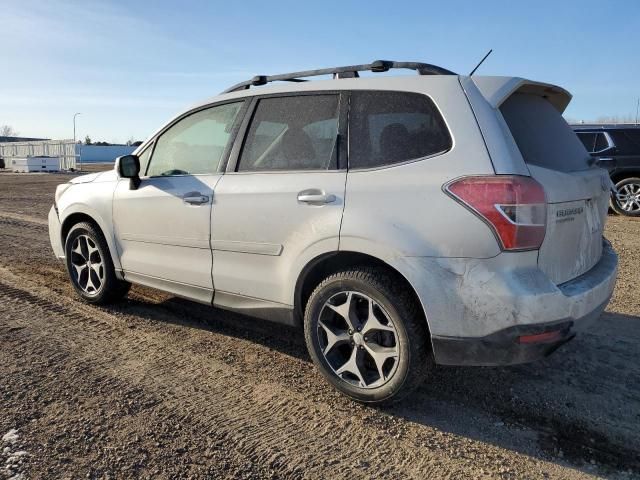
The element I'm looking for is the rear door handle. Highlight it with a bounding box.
[183,194,210,205]
[297,189,336,205]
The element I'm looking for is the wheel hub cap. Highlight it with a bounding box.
[317,291,400,389]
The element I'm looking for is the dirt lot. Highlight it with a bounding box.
[0,167,639,479]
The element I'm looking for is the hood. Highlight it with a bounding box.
[69,169,117,184]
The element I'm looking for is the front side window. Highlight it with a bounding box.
[147,102,243,177]
[349,91,451,169]
[237,95,340,172]
[137,144,153,175]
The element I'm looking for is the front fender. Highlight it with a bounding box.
[58,202,122,272]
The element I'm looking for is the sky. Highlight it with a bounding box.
[1,0,639,143]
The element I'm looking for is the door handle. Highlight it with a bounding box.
[297,189,336,205]
[183,194,209,205]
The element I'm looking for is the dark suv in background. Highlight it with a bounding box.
[573,124,640,216]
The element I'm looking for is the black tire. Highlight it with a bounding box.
[611,177,640,217]
[304,267,433,404]
[64,222,130,304]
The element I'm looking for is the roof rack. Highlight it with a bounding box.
[222,60,456,93]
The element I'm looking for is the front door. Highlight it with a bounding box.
[113,101,245,302]
[211,93,347,308]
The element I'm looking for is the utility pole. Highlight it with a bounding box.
[636,98,639,125]
[73,112,82,170]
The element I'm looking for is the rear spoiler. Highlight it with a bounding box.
[470,77,572,113]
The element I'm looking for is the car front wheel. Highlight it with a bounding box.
[64,221,130,304]
[304,267,432,404]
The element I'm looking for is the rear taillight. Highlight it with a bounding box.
[445,175,547,251]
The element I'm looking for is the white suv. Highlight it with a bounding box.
[49,61,618,403]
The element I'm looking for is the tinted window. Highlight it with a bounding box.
[594,132,610,152]
[147,102,243,177]
[500,93,589,172]
[576,132,596,152]
[624,129,640,149]
[349,91,451,169]
[609,130,639,155]
[238,95,339,171]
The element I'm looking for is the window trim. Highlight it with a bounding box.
[346,90,453,172]
[140,98,250,179]
[225,90,349,174]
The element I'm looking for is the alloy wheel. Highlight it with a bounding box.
[317,291,400,389]
[615,182,640,213]
[70,234,105,296]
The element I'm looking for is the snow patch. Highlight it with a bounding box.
[2,429,18,444]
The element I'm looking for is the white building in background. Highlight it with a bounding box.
[0,140,135,170]
[76,144,135,163]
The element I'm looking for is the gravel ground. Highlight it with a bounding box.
[0,168,639,479]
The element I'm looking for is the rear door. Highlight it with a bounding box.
[210,93,348,307]
[499,92,611,284]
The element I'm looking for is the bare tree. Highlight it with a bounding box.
[595,114,636,124]
[0,125,19,137]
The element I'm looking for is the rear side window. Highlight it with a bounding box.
[237,95,339,172]
[594,132,610,152]
[500,93,590,172]
[348,91,451,169]
[576,132,597,152]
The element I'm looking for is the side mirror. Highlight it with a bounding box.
[116,154,141,190]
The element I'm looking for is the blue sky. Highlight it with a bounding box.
[2,0,639,143]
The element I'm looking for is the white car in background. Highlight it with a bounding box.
[49,60,617,404]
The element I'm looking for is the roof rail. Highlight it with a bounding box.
[222,60,456,93]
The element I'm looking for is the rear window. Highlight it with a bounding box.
[500,93,590,172]
[349,91,451,169]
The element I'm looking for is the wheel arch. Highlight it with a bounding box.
[59,206,122,272]
[611,171,640,184]
[294,251,431,336]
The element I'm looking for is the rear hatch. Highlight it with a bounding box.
[478,80,611,285]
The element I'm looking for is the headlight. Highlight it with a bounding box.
[55,183,72,205]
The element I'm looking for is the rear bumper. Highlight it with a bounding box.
[398,240,617,366]
[431,318,578,366]
[48,205,65,259]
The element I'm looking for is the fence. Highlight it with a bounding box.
[0,140,77,170]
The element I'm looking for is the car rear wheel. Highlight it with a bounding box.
[611,177,640,216]
[64,222,130,304]
[304,267,433,404]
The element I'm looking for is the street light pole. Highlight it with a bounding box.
[73,112,82,171]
